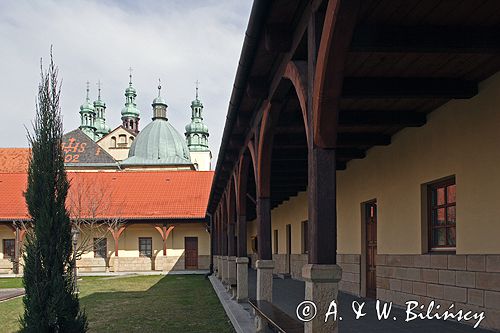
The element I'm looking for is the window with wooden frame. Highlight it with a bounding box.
[428,177,456,251]
[93,238,107,258]
[273,230,278,254]
[301,221,308,254]
[2,239,15,259]
[139,237,152,258]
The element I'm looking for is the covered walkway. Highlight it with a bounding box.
[246,269,494,333]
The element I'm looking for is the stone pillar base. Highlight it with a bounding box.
[236,257,249,302]
[227,256,237,285]
[221,256,229,284]
[111,256,120,272]
[256,259,274,302]
[302,264,342,333]
[213,255,219,275]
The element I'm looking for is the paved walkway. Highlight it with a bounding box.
[0,288,24,302]
[248,269,495,333]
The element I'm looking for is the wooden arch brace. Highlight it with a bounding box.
[108,225,127,257]
[313,0,361,148]
[154,225,175,256]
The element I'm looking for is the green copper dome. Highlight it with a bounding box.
[94,82,111,139]
[121,71,140,117]
[185,83,210,152]
[153,96,167,105]
[121,118,192,166]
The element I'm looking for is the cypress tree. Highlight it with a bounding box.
[20,51,88,333]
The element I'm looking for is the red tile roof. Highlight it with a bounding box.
[0,148,30,173]
[0,171,213,221]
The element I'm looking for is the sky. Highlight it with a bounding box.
[0,0,253,164]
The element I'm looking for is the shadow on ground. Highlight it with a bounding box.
[248,269,494,333]
[80,275,234,333]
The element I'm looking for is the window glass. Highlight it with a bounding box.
[139,237,152,257]
[428,177,456,250]
[2,239,15,259]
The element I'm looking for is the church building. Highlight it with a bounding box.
[0,72,214,274]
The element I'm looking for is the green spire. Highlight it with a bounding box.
[79,81,96,139]
[121,67,140,133]
[185,81,209,152]
[94,80,110,140]
[152,78,168,120]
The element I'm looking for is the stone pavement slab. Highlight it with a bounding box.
[209,275,256,333]
[0,288,24,302]
[248,268,496,333]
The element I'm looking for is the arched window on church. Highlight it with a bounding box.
[111,136,116,148]
[130,120,134,129]
[119,134,127,147]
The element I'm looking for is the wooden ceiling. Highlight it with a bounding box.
[211,0,500,214]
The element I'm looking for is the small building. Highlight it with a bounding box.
[0,74,214,274]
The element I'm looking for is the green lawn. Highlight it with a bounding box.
[0,275,235,333]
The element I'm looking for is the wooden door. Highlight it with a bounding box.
[365,202,377,299]
[185,237,198,270]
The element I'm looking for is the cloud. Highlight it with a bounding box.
[0,0,252,165]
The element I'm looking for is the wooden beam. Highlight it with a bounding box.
[272,150,307,161]
[265,24,293,53]
[351,25,500,54]
[337,133,391,147]
[247,76,269,99]
[342,78,477,99]
[336,148,366,159]
[313,0,361,148]
[339,110,427,127]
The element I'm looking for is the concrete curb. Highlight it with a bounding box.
[209,275,256,333]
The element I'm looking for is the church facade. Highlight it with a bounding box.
[0,74,213,274]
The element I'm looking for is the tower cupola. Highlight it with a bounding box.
[121,67,141,134]
[185,82,209,152]
[152,79,168,120]
[93,81,111,140]
[79,81,97,140]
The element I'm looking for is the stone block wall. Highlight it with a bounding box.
[376,254,500,331]
[76,255,210,273]
[0,259,13,274]
[337,254,361,296]
[77,258,107,273]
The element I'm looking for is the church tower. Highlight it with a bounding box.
[79,81,96,140]
[121,69,140,134]
[185,82,211,171]
[93,81,111,140]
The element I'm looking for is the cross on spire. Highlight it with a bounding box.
[128,66,133,85]
[158,78,162,97]
[195,80,200,99]
[97,80,102,99]
[86,81,90,100]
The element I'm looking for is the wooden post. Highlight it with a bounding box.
[14,223,20,274]
[256,197,272,260]
[109,226,126,256]
[154,225,175,256]
[308,147,337,264]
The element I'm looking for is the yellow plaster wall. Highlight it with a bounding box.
[337,71,500,255]
[97,127,134,161]
[246,192,308,255]
[78,223,210,258]
[246,72,500,256]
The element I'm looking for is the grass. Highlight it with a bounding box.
[0,278,22,289]
[0,275,235,333]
